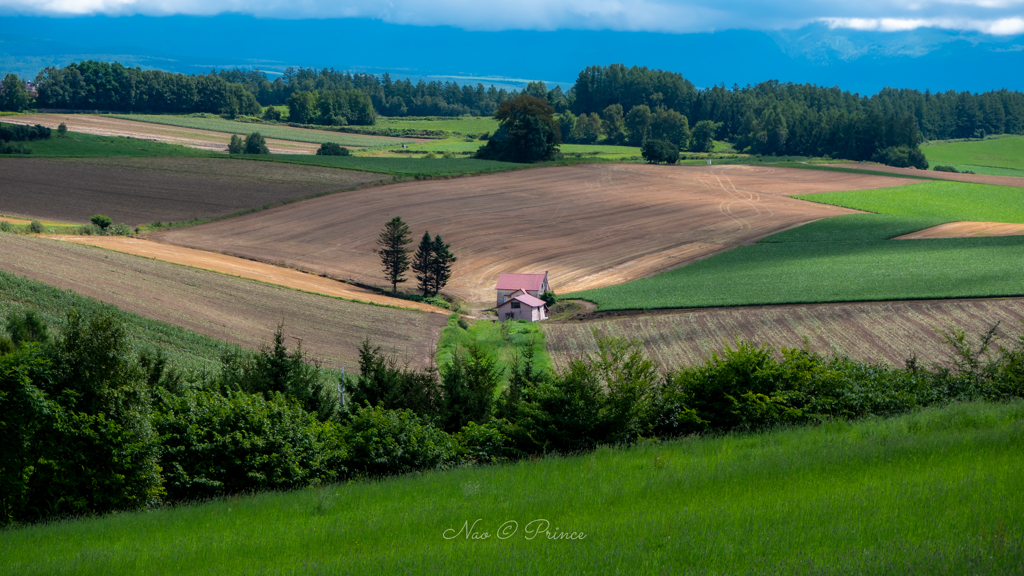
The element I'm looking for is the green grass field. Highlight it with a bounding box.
[923,135,1024,175]
[108,114,406,147]
[0,125,215,158]
[376,116,500,135]
[2,400,1021,575]
[568,181,1024,311]
[0,270,231,375]
[436,316,553,385]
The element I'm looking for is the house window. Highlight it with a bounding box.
[504,313,514,320]
[511,301,521,309]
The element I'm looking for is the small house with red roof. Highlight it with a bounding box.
[495,271,549,307]
[496,289,548,322]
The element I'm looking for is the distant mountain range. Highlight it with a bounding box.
[2,15,1022,94]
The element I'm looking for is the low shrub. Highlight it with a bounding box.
[28,220,43,234]
[341,404,458,477]
[641,139,679,164]
[316,142,350,156]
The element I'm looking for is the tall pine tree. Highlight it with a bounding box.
[374,216,412,295]
[412,231,435,296]
[430,235,457,296]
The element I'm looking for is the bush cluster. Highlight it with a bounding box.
[315,142,349,156]
[0,124,51,142]
[2,308,1022,527]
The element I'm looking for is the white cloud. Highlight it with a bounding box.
[0,0,1022,36]
[823,15,1024,35]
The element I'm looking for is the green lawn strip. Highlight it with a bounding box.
[2,400,1021,575]
[374,116,500,134]
[794,180,1024,223]
[107,114,407,147]
[0,270,231,375]
[436,315,552,385]
[568,235,1024,310]
[923,135,1024,171]
[929,164,1024,178]
[0,125,216,158]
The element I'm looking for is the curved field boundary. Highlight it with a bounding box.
[148,164,911,304]
[5,114,321,154]
[49,236,448,314]
[544,297,1024,370]
[895,221,1024,239]
[833,163,1024,188]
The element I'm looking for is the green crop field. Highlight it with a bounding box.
[795,180,1024,223]
[108,114,406,147]
[569,181,1024,311]
[2,400,1021,575]
[0,125,215,158]
[923,135,1024,176]
[376,115,500,135]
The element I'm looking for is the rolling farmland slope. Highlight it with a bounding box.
[149,164,912,304]
[6,114,325,154]
[0,157,390,225]
[0,234,447,369]
[544,297,1024,370]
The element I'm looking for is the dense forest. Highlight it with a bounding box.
[3,60,1024,163]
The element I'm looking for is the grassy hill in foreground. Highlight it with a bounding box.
[2,400,1021,575]
[569,180,1024,311]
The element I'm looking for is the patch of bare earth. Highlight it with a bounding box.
[0,157,391,225]
[7,114,322,154]
[0,234,447,369]
[50,236,446,313]
[544,298,1024,370]
[833,163,1024,188]
[150,164,912,305]
[895,221,1024,239]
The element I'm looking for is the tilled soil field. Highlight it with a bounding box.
[1,157,391,225]
[896,221,1024,239]
[6,114,320,154]
[833,163,1024,188]
[151,164,913,304]
[51,236,446,313]
[0,234,448,369]
[544,298,1024,370]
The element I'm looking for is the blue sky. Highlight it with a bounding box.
[1,1,1023,94]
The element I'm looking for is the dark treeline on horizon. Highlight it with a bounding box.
[4,60,1024,162]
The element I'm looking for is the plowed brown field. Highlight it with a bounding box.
[544,298,1024,370]
[150,164,913,304]
[0,234,448,369]
[51,235,446,313]
[7,114,324,154]
[896,221,1024,239]
[833,163,1024,187]
[1,157,390,224]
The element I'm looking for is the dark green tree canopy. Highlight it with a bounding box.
[475,94,561,163]
[374,216,412,295]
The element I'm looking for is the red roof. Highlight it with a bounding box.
[496,273,546,291]
[498,292,547,309]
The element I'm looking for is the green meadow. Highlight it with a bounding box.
[375,115,500,135]
[569,181,1024,311]
[2,400,1021,575]
[923,135,1024,175]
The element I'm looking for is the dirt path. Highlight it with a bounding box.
[6,114,321,154]
[895,221,1024,239]
[50,236,448,314]
[150,164,910,304]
